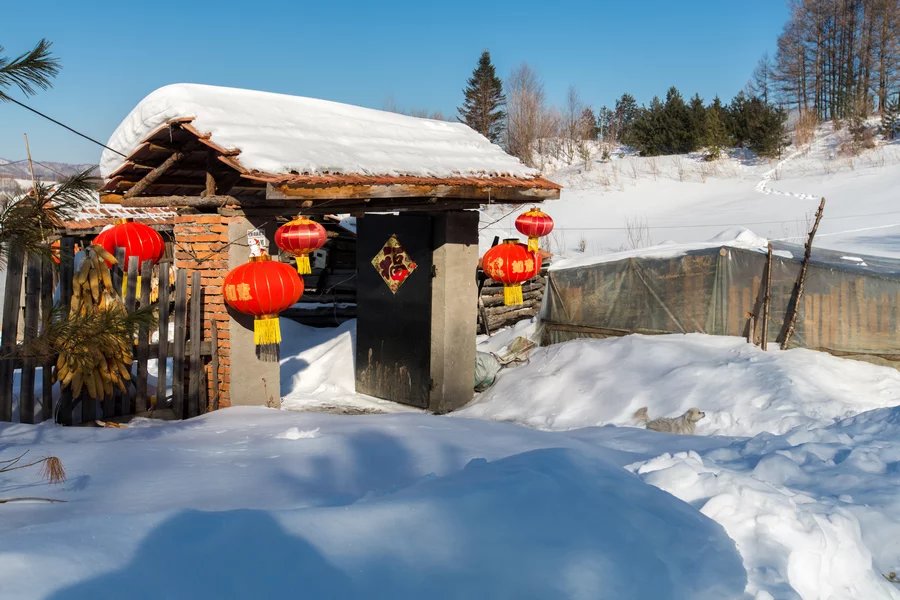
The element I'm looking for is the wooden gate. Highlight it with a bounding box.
[0,236,218,425]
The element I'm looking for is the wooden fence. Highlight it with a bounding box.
[0,236,216,425]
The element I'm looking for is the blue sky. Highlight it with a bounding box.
[2,0,789,164]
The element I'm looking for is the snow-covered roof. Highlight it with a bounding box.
[101,84,539,181]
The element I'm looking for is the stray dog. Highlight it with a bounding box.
[634,406,705,435]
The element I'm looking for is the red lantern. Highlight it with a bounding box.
[515,207,554,253]
[94,218,165,297]
[93,218,165,268]
[482,239,541,306]
[275,216,327,275]
[223,252,304,355]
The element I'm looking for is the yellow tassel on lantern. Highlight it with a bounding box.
[503,284,524,306]
[527,237,539,252]
[294,254,312,275]
[254,315,282,346]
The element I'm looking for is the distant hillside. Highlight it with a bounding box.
[0,158,99,181]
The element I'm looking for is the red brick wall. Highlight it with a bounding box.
[173,214,232,408]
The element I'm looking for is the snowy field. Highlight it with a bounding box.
[2,128,900,599]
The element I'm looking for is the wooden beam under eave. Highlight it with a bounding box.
[266,182,560,202]
[123,150,188,199]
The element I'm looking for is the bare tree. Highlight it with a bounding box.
[506,63,550,167]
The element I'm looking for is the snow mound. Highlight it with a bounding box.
[0,410,746,599]
[101,83,537,180]
[457,334,900,436]
[627,405,900,599]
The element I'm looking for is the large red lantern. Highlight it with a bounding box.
[515,207,554,253]
[275,216,327,275]
[94,218,165,269]
[223,251,304,356]
[482,239,541,306]
[94,218,165,297]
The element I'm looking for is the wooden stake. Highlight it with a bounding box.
[780,198,826,349]
[761,243,773,350]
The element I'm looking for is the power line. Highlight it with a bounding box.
[1,94,127,158]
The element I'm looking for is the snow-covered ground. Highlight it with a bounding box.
[3,128,900,599]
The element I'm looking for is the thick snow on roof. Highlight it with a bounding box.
[100,83,537,181]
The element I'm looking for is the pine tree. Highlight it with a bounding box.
[0,39,59,102]
[687,93,707,151]
[703,97,729,160]
[458,51,506,143]
[614,93,639,143]
[882,92,900,140]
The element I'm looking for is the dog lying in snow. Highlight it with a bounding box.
[633,406,705,434]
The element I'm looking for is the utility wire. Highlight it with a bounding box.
[1,94,127,158]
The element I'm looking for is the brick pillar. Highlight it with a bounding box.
[173,214,232,407]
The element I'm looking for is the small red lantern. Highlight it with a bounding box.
[275,216,327,275]
[223,251,304,356]
[482,239,541,306]
[515,207,554,253]
[94,218,165,268]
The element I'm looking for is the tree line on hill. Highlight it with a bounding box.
[456,51,790,165]
[455,1,898,167]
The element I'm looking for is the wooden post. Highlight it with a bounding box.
[56,239,76,425]
[19,253,42,424]
[134,260,153,413]
[210,320,220,411]
[188,271,202,417]
[172,269,187,419]
[156,263,171,410]
[761,243,773,350]
[119,256,139,417]
[781,198,826,349]
[0,245,26,421]
[40,255,54,422]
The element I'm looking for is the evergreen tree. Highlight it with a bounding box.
[457,50,506,143]
[882,92,900,140]
[596,105,613,141]
[0,39,59,102]
[687,93,707,151]
[727,92,788,158]
[0,41,154,380]
[703,97,729,159]
[660,86,693,154]
[627,97,665,155]
[614,93,639,143]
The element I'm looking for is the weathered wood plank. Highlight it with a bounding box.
[157,263,171,409]
[56,239,76,425]
[134,260,153,413]
[40,256,54,422]
[172,269,188,419]
[109,247,127,417]
[188,271,202,417]
[267,181,560,202]
[19,253,42,424]
[0,244,25,422]
[210,320,220,411]
[122,256,140,416]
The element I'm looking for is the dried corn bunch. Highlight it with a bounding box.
[54,244,133,400]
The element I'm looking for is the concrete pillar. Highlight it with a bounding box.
[225,215,281,407]
[428,210,479,413]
